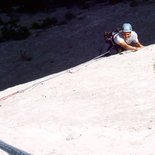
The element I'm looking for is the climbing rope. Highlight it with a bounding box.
[0,52,108,101]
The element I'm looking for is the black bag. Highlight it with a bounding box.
[104,27,121,45]
[103,27,124,53]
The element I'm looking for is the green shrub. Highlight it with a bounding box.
[1,25,30,41]
[31,17,58,29]
[65,12,76,21]
[42,17,58,27]
[7,17,20,26]
[16,0,52,13]
[31,22,43,29]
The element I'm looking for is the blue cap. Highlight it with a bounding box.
[122,23,132,32]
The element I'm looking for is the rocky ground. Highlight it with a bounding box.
[0,1,155,91]
[0,1,155,155]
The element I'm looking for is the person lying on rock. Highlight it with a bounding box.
[113,23,144,52]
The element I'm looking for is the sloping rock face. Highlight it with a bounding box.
[0,45,155,155]
[1,2,155,91]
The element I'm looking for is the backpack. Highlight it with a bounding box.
[104,27,121,45]
[103,27,123,53]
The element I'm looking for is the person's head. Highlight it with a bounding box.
[122,23,132,39]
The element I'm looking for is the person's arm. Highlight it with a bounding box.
[118,42,140,51]
[135,42,144,48]
[132,32,144,48]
